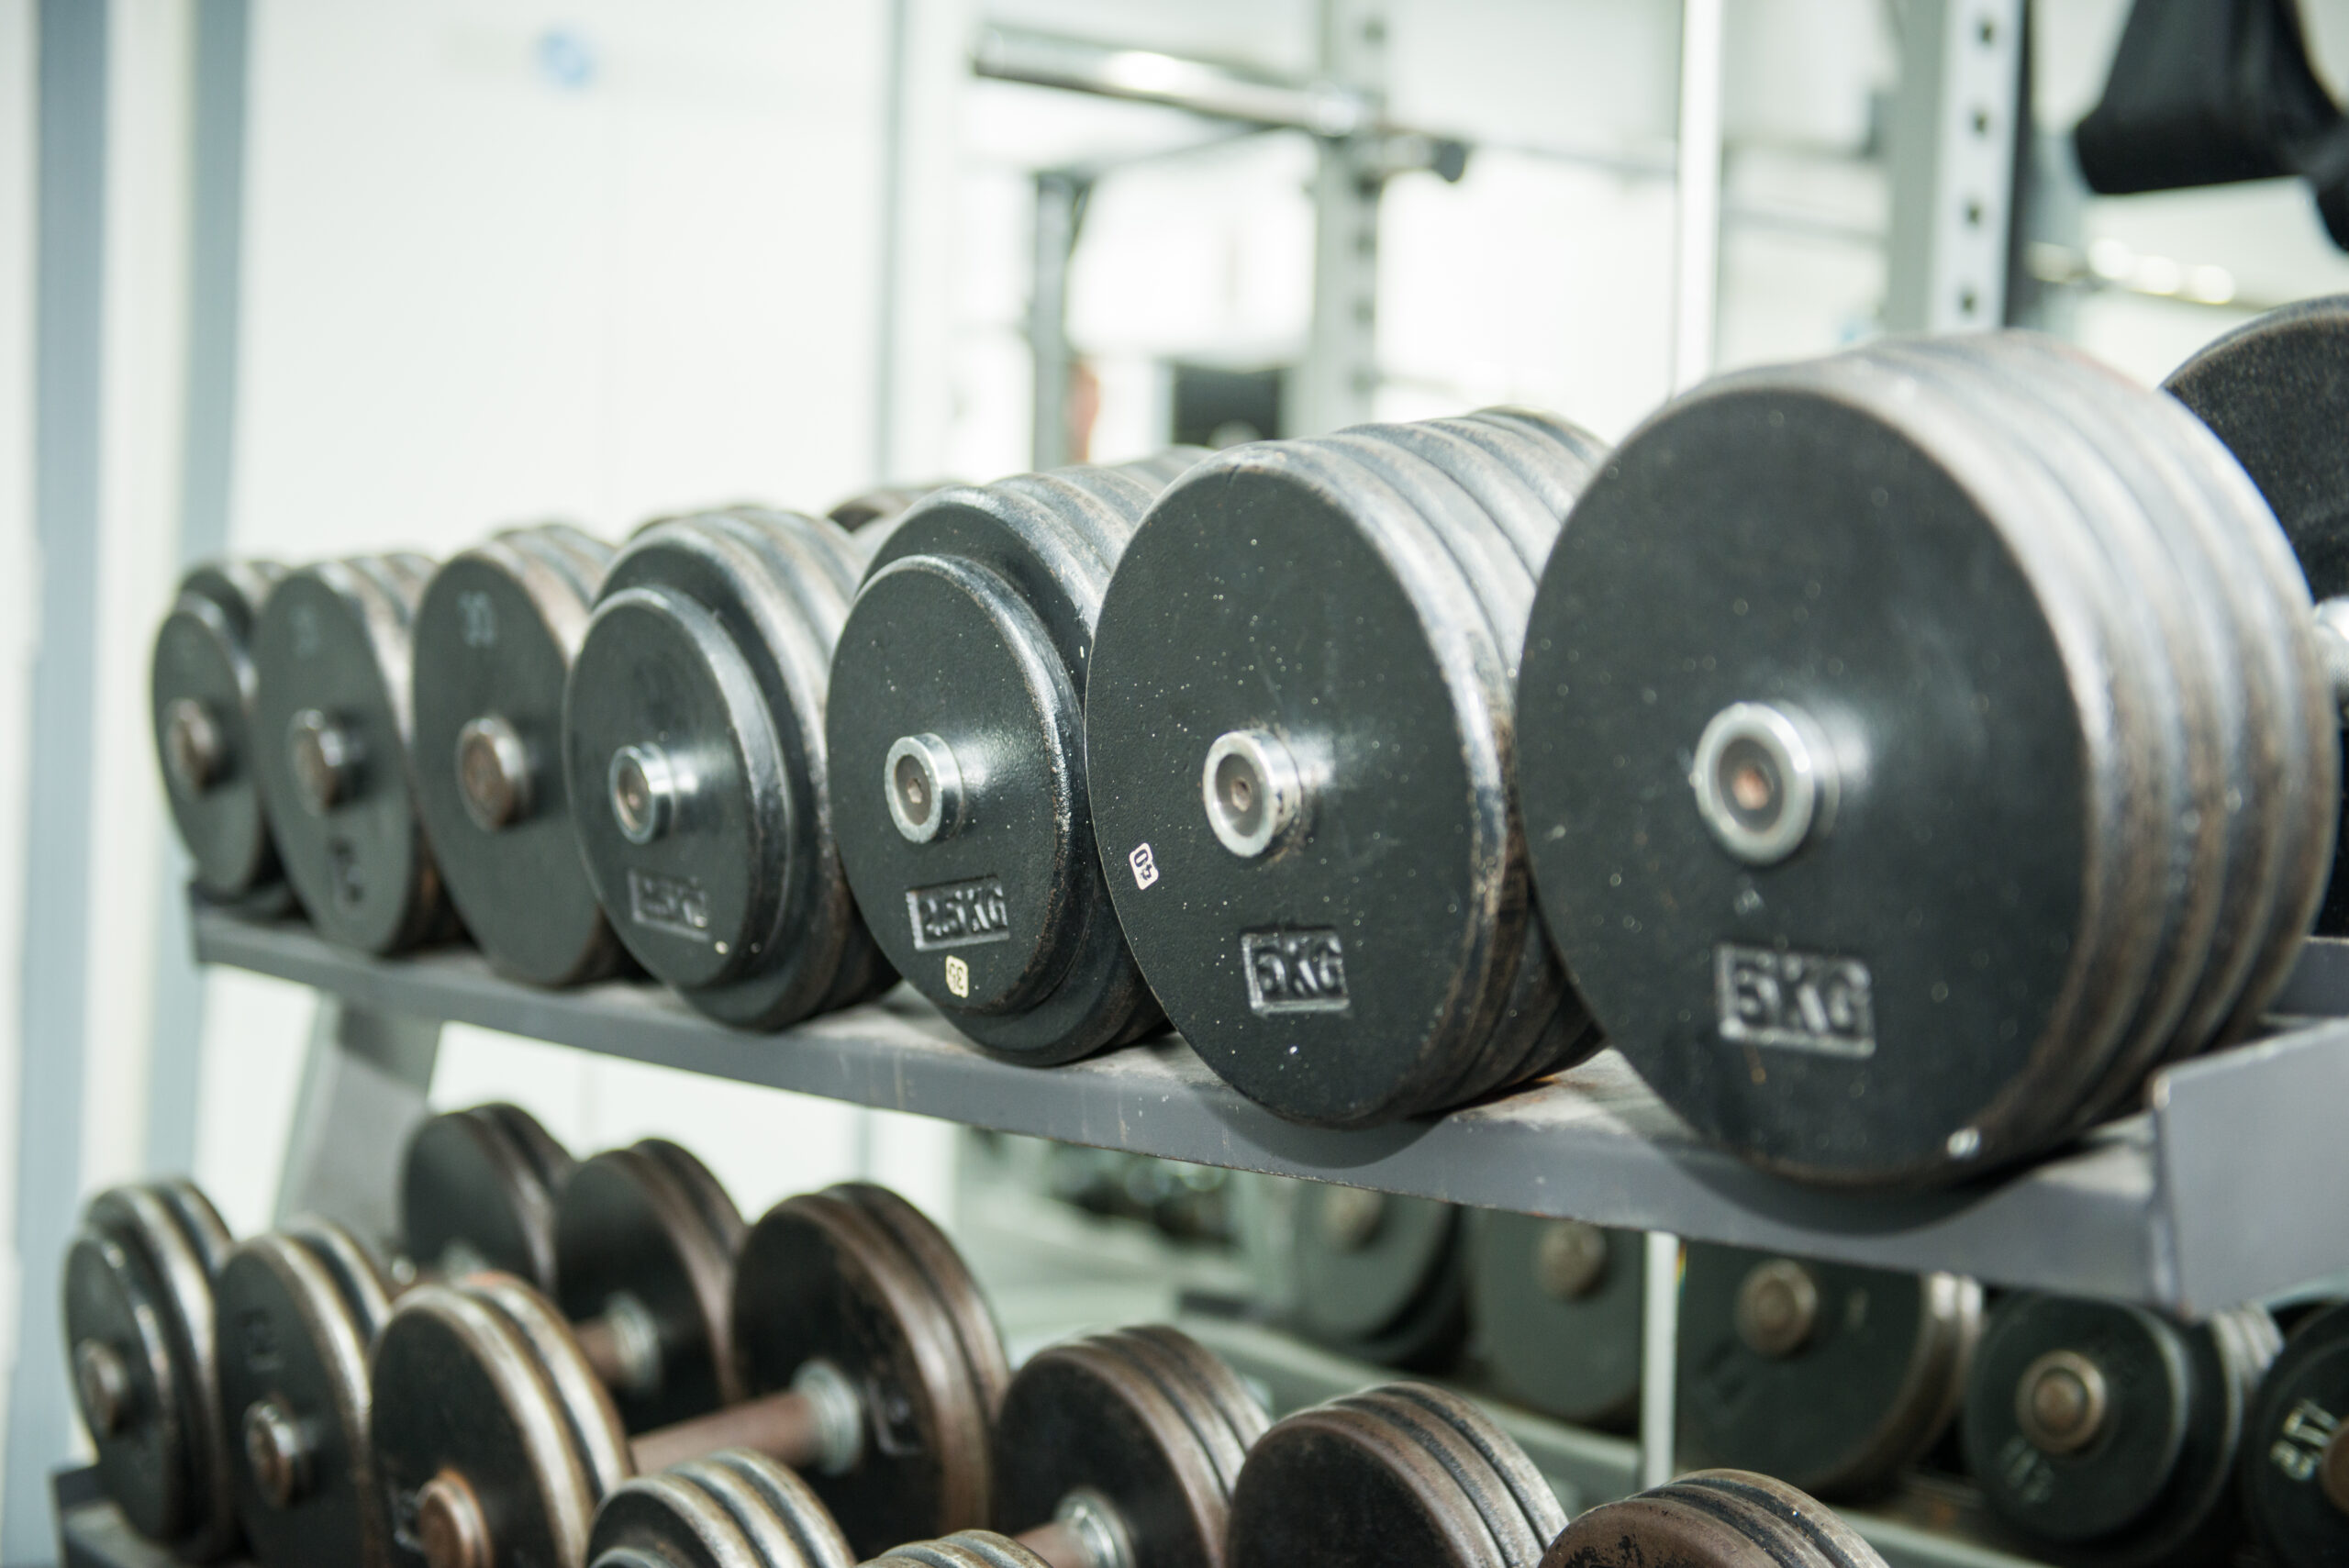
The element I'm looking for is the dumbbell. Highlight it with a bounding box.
[1085,413,1609,1128]
[2163,295,2349,930]
[1278,1184,1467,1372]
[1518,328,2337,1185]
[1962,1292,2277,1566]
[251,554,462,954]
[584,1323,1267,1568]
[2241,1298,2349,1568]
[371,1183,1008,1563]
[215,1103,578,1567]
[563,507,894,1029]
[1539,1470,1890,1568]
[1676,1244,1977,1497]
[1467,1214,1641,1429]
[826,455,1204,1065]
[152,562,294,914]
[411,523,631,986]
[62,1179,241,1561]
[1226,1380,1564,1567]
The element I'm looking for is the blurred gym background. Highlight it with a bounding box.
[2,0,2348,1554]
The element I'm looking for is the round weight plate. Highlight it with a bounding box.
[1468,1212,1642,1428]
[874,1533,1053,1568]
[828,1184,1010,1429]
[1519,357,2151,1184]
[412,528,625,986]
[369,1283,610,1568]
[215,1229,393,1568]
[1226,1400,1519,1568]
[993,1334,1235,1568]
[1869,339,2217,1127]
[1100,1325,1270,1490]
[567,515,876,1029]
[250,558,450,953]
[833,472,1164,1063]
[476,1101,581,1206]
[152,562,290,906]
[1542,1472,1889,1568]
[1291,1187,1467,1371]
[692,1450,855,1568]
[555,1143,745,1431]
[2243,1301,2349,1568]
[1664,1471,1891,1568]
[1344,1384,1565,1557]
[1962,1294,2248,1555]
[401,1106,565,1291]
[729,1188,998,1555]
[1679,1246,1976,1496]
[1086,444,1518,1128]
[584,1469,759,1568]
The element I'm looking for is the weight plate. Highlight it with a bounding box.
[413,526,628,985]
[476,1101,582,1207]
[1678,1245,1976,1497]
[1542,1471,1889,1568]
[1345,1384,1565,1557]
[152,562,293,907]
[831,469,1171,1063]
[1468,1213,1642,1429]
[1666,1471,1891,1568]
[472,1272,634,1499]
[215,1225,393,1567]
[993,1332,1235,1568]
[1290,1186,1467,1371]
[874,1533,1053,1568]
[1226,1396,1524,1568]
[566,512,886,1029]
[63,1184,239,1559]
[251,556,452,953]
[369,1281,617,1568]
[400,1105,566,1292]
[585,1451,854,1568]
[729,1187,998,1554]
[828,1183,1011,1430]
[1086,441,1520,1128]
[556,1142,746,1431]
[1519,350,2161,1184]
[1961,1293,2273,1563]
[2243,1300,2349,1568]
[1100,1325,1270,1488]
[1872,342,2216,1129]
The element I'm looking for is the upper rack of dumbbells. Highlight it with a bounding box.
[192,900,2349,1317]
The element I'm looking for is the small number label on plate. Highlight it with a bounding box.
[1129,842,1159,890]
[944,955,971,998]
[1715,942,1876,1057]
[1242,929,1350,1015]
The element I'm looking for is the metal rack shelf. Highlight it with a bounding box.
[195,907,2349,1317]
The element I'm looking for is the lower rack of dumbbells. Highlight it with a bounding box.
[192,900,2349,1315]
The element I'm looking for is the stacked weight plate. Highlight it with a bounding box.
[151,562,293,913]
[827,458,1197,1064]
[1468,1214,1642,1429]
[412,523,629,985]
[1519,332,2337,1186]
[1087,412,1610,1128]
[1541,1471,1889,1568]
[585,1450,851,1568]
[564,508,894,1029]
[2163,295,2349,931]
[250,554,460,954]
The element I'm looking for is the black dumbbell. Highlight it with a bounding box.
[62,1179,241,1561]
[563,508,893,1029]
[826,456,1202,1064]
[1281,1184,1467,1373]
[2164,295,2349,932]
[1539,1470,1890,1568]
[585,1323,1267,1568]
[1085,413,1609,1128]
[1227,1380,1565,1568]
[410,523,631,986]
[1518,329,2334,1185]
[216,1103,577,1567]
[371,1184,1008,1563]
[250,554,463,954]
[1962,1292,2277,1566]
[1677,1244,1977,1498]
[1468,1214,1642,1429]
[2241,1298,2349,1568]
[152,562,295,914]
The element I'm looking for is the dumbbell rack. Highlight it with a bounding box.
[56,898,2349,1568]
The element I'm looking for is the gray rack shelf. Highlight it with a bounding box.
[195,907,2349,1317]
